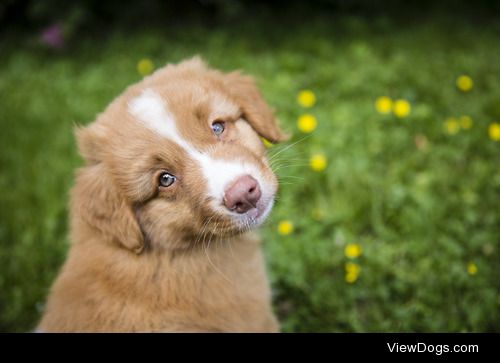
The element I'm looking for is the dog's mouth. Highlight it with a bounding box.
[195,198,273,240]
[208,191,275,235]
[232,195,274,229]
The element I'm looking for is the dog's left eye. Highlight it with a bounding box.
[159,172,176,188]
[211,121,225,136]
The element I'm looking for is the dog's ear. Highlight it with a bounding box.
[72,125,145,254]
[74,123,108,165]
[176,56,207,71]
[72,164,145,254]
[223,72,289,144]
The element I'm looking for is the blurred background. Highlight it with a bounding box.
[1,0,499,332]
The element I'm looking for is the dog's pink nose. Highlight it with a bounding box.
[224,175,262,214]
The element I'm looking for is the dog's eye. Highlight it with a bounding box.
[211,121,225,136]
[159,172,176,188]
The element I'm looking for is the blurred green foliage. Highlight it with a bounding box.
[3,0,500,33]
[0,13,499,332]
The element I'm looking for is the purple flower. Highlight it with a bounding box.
[40,24,64,49]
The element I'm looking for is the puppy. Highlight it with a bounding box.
[37,57,287,332]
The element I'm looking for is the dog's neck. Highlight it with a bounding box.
[69,228,266,302]
[142,227,260,254]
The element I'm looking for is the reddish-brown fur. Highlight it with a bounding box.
[38,58,287,332]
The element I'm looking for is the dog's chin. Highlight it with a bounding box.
[203,194,275,237]
[231,197,275,232]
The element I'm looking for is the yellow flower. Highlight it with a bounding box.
[277,220,294,235]
[345,272,358,283]
[297,114,317,133]
[261,137,273,148]
[344,243,362,259]
[467,262,477,275]
[297,90,316,108]
[456,75,473,92]
[137,58,154,76]
[460,115,473,129]
[488,122,500,141]
[309,153,327,172]
[444,117,460,135]
[393,99,411,118]
[345,262,361,273]
[345,262,361,283]
[374,96,392,114]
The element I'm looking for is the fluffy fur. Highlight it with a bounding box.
[38,57,287,332]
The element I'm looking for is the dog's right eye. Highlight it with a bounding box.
[211,121,225,136]
[159,172,176,188]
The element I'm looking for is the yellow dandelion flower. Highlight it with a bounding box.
[393,99,411,118]
[261,137,273,148]
[345,262,361,273]
[467,262,477,275]
[488,122,500,141]
[345,272,359,283]
[345,262,361,283]
[137,58,154,76]
[297,114,317,133]
[309,153,327,172]
[456,75,473,92]
[444,117,460,135]
[277,220,294,235]
[460,115,473,129]
[374,96,392,114]
[344,243,362,259]
[297,90,316,108]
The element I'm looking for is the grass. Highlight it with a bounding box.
[1,15,499,332]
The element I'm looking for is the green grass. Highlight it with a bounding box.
[1,16,499,332]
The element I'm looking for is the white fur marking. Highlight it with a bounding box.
[128,89,193,152]
[196,157,260,200]
[128,89,273,219]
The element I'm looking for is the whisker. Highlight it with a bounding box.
[267,134,313,163]
[269,156,308,170]
[195,215,215,250]
[272,164,310,173]
[203,220,234,285]
[278,175,305,180]
[270,156,308,165]
[227,231,237,261]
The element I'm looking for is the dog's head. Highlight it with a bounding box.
[73,58,288,252]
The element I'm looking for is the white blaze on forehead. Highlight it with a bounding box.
[128,89,193,152]
[127,89,270,203]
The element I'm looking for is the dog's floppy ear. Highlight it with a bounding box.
[74,123,107,165]
[223,72,289,144]
[72,125,145,254]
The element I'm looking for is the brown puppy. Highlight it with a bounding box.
[38,58,287,332]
